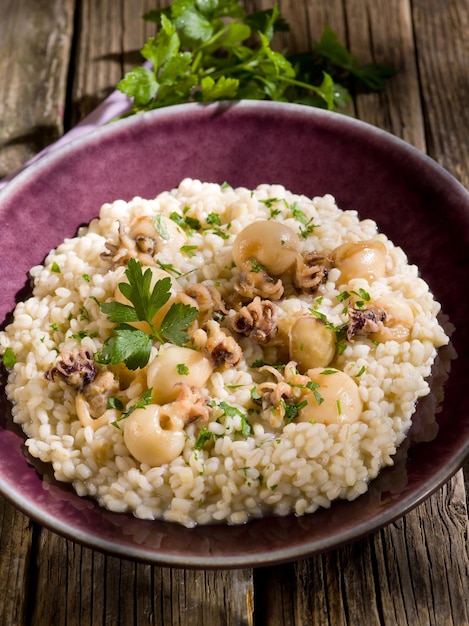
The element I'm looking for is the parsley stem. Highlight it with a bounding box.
[191,50,204,74]
[194,24,231,57]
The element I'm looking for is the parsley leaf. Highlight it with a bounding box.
[100,325,153,370]
[100,258,198,369]
[116,2,395,115]
[158,302,199,345]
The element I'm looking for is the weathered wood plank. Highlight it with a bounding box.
[255,474,468,626]
[0,499,33,626]
[411,0,469,187]
[346,0,426,151]
[373,474,469,626]
[29,528,254,626]
[0,0,75,179]
[70,0,159,125]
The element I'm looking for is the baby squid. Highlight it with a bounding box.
[232,220,300,276]
[123,403,186,466]
[288,315,336,371]
[370,295,414,343]
[331,239,387,285]
[129,215,186,258]
[147,345,213,405]
[297,367,363,425]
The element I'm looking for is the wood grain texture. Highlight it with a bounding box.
[412,0,469,187]
[29,529,254,626]
[254,473,469,625]
[70,0,159,125]
[346,0,426,151]
[0,0,75,178]
[0,500,33,626]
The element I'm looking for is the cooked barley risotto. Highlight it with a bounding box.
[0,180,449,527]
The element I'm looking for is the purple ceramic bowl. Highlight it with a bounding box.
[0,101,468,568]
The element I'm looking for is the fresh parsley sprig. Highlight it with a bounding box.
[98,258,198,369]
[117,1,396,115]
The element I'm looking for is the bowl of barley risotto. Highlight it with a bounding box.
[0,102,467,568]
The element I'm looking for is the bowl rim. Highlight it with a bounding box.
[1,100,468,568]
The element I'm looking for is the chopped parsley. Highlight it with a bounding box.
[290,202,309,224]
[250,386,262,401]
[111,388,153,428]
[176,363,190,375]
[195,428,219,450]
[248,257,268,273]
[152,214,170,240]
[180,245,198,257]
[282,399,308,423]
[336,291,351,303]
[206,212,222,226]
[169,211,201,232]
[251,359,286,370]
[1,347,16,369]
[156,259,182,276]
[290,202,317,238]
[70,330,98,340]
[107,396,124,411]
[306,380,324,405]
[356,365,366,377]
[79,306,90,322]
[210,226,230,240]
[351,288,371,310]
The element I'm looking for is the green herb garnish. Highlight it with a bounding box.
[1,347,16,369]
[290,202,309,225]
[195,427,219,450]
[152,214,170,240]
[117,2,395,115]
[180,245,198,257]
[99,258,198,369]
[107,396,124,411]
[306,380,324,405]
[169,211,201,232]
[156,259,183,276]
[206,212,222,226]
[249,257,268,274]
[282,399,308,423]
[112,388,154,428]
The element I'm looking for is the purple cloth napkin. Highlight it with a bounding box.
[0,88,132,191]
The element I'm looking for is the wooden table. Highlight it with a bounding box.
[1,1,468,624]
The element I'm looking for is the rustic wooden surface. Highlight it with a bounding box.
[1,0,468,624]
